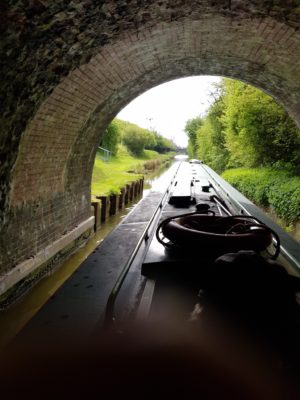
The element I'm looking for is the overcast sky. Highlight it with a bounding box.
[117,76,221,147]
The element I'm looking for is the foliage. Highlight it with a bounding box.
[151,131,176,153]
[221,79,300,168]
[222,168,300,223]
[100,120,121,156]
[267,178,300,223]
[184,116,203,157]
[116,118,177,156]
[189,78,300,173]
[196,90,229,173]
[189,79,300,227]
[122,125,155,156]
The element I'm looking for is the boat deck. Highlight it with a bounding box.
[10,161,300,358]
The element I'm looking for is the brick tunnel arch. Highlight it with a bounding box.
[1,2,300,286]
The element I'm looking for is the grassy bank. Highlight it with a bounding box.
[222,168,300,236]
[91,145,174,197]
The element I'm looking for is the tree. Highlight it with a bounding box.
[118,119,176,155]
[184,116,203,157]
[100,120,120,156]
[143,130,156,149]
[122,126,152,156]
[151,131,176,153]
[222,79,300,168]
[196,92,229,173]
[191,78,300,172]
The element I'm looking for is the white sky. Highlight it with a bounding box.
[117,76,221,147]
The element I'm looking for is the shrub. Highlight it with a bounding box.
[222,168,300,223]
[100,120,120,156]
[268,178,300,223]
[122,126,156,156]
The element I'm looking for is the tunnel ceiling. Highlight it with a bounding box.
[0,1,300,270]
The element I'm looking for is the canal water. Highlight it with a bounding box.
[0,157,185,349]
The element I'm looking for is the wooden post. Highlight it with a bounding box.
[109,194,120,215]
[91,200,101,231]
[119,187,126,210]
[97,196,110,222]
[135,181,140,197]
[140,177,144,194]
[125,184,130,204]
[129,182,134,201]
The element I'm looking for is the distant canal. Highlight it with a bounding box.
[0,156,185,349]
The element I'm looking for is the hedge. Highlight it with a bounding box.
[222,168,300,223]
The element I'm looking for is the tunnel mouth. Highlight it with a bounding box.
[1,2,300,315]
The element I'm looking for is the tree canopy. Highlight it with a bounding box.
[122,124,155,156]
[101,118,176,156]
[184,116,203,157]
[186,78,300,173]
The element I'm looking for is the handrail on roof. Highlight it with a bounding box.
[104,162,181,328]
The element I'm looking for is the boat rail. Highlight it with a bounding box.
[104,162,181,327]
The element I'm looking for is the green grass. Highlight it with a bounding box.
[91,145,173,197]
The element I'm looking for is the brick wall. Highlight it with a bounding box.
[1,2,300,273]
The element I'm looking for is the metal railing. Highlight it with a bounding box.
[104,162,181,327]
[98,146,111,162]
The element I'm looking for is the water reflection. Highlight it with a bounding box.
[143,159,182,197]
[174,154,188,161]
